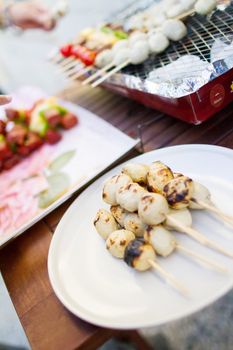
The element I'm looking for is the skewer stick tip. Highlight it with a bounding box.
[148,259,189,297]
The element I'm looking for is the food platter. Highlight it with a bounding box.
[48,144,233,329]
[0,87,138,247]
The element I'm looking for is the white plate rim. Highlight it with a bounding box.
[48,144,233,329]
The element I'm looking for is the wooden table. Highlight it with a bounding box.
[0,86,233,350]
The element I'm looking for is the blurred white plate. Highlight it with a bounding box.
[0,87,138,247]
[48,144,233,329]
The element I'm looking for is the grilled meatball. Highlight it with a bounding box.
[110,205,129,227]
[144,225,176,257]
[122,163,148,184]
[112,40,129,53]
[95,49,114,68]
[124,239,156,271]
[106,229,135,258]
[124,212,147,237]
[147,161,174,194]
[162,19,187,41]
[129,32,148,46]
[102,174,131,205]
[148,32,169,54]
[166,3,186,18]
[113,48,130,66]
[165,208,192,231]
[189,181,212,209]
[163,176,194,209]
[116,183,146,212]
[195,0,216,15]
[138,193,169,225]
[129,41,150,65]
[94,209,118,240]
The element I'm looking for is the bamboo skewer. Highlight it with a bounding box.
[60,60,82,72]
[66,64,84,75]
[148,259,189,296]
[82,62,115,86]
[195,200,233,227]
[50,54,62,63]
[92,59,131,88]
[166,216,233,259]
[176,244,228,273]
[69,66,94,81]
[177,8,195,20]
[59,56,77,67]
[59,62,83,75]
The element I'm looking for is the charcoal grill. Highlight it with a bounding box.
[66,0,233,124]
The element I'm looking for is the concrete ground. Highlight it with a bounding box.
[1,1,233,349]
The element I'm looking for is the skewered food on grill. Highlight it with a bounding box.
[162,19,188,41]
[195,0,217,15]
[148,32,170,54]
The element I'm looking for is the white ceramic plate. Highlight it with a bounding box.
[48,144,233,329]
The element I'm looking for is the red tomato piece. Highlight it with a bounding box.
[43,109,62,128]
[25,131,43,152]
[60,44,73,58]
[45,130,62,144]
[6,125,27,146]
[0,120,6,134]
[61,113,78,129]
[0,140,12,161]
[5,109,20,121]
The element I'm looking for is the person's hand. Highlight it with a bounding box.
[8,1,56,31]
[0,95,12,106]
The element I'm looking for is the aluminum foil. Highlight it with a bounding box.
[106,37,233,99]
[144,55,214,98]
[104,0,233,99]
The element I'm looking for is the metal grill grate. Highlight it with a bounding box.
[118,3,233,80]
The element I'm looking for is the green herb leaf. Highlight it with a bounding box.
[48,150,76,172]
[101,26,113,34]
[38,172,70,209]
[114,31,128,39]
[56,105,68,116]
